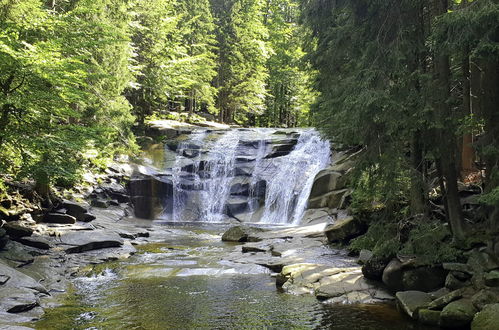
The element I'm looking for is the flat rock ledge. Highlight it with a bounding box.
[222,223,393,305]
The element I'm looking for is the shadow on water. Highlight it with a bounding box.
[31,225,438,330]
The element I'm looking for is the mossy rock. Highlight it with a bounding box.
[471,303,499,330]
[440,299,477,329]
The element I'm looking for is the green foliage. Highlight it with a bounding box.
[399,222,461,265]
[0,0,136,192]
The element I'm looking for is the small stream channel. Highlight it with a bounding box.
[31,224,436,330]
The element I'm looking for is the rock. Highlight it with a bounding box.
[484,271,499,287]
[300,209,333,225]
[90,199,110,208]
[128,175,174,219]
[446,272,469,290]
[0,228,7,249]
[440,299,477,328]
[471,303,499,330]
[75,212,96,222]
[16,236,52,250]
[61,200,87,215]
[419,309,441,326]
[428,289,464,310]
[0,287,39,313]
[362,255,390,281]
[472,289,499,310]
[222,226,263,242]
[60,231,124,253]
[308,189,351,209]
[395,291,431,319]
[382,259,405,291]
[309,170,345,199]
[324,216,366,243]
[43,213,76,224]
[225,198,258,216]
[0,261,48,294]
[2,223,33,239]
[402,266,447,292]
[468,250,499,272]
[358,249,374,265]
[443,262,473,275]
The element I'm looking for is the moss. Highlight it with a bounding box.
[349,216,464,265]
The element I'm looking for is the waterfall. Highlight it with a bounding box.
[162,128,330,225]
[259,130,330,224]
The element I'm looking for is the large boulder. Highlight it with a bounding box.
[221,226,263,242]
[396,291,432,319]
[309,170,346,199]
[472,303,499,330]
[128,174,173,219]
[440,299,477,328]
[362,255,391,280]
[308,189,351,209]
[325,216,366,243]
[43,213,76,224]
[402,266,448,292]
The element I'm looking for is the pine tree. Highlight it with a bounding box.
[211,0,269,123]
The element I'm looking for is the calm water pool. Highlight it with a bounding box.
[31,225,436,330]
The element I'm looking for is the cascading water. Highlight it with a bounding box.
[258,130,330,224]
[163,128,330,225]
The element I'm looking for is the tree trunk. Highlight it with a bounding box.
[460,49,475,179]
[410,131,427,215]
[432,0,465,241]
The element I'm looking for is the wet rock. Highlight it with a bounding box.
[61,231,124,253]
[90,199,110,209]
[0,287,39,313]
[225,198,258,216]
[0,261,48,294]
[264,141,298,159]
[43,213,76,224]
[324,216,366,243]
[16,236,52,250]
[2,223,33,239]
[419,309,441,326]
[484,271,499,287]
[221,226,263,242]
[471,303,499,330]
[395,291,431,319]
[440,299,477,328]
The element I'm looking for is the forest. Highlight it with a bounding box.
[1,0,498,242]
[1,0,499,328]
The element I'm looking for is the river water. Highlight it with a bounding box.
[32,224,436,330]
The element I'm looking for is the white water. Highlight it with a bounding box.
[164,128,330,225]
